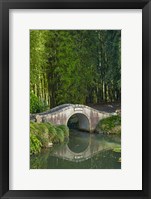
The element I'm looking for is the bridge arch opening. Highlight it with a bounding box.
[67,113,90,132]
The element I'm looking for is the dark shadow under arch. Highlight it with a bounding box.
[67,113,90,132]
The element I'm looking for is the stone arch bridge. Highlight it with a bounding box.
[31,104,112,132]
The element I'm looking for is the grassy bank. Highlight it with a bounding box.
[30,122,69,155]
[96,115,121,134]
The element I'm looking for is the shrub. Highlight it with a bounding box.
[30,92,48,114]
[54,126,65,143]
[30,133,42,155]
[30,122,49,147]
[30,122,69,154]
[44,123,57,141]
[57,125,69,137]
[97,115,121,134]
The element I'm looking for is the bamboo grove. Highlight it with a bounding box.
[30,30,121,113]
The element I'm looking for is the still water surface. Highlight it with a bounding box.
[30,130,121,169]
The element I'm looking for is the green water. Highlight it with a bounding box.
[30,130,121,169]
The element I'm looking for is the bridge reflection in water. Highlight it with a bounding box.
[30,130,121,169]
[53,130,120,162]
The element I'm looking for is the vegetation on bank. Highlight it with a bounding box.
[30,122,69,155]
[96,115,121,134]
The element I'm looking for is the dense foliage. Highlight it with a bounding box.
[30,122,69,155]
[30,133,42,154]
[30,92,48,113]
[96,115,121,134]
[30,30,121,112]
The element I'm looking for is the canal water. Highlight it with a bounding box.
[30,130,121,169]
